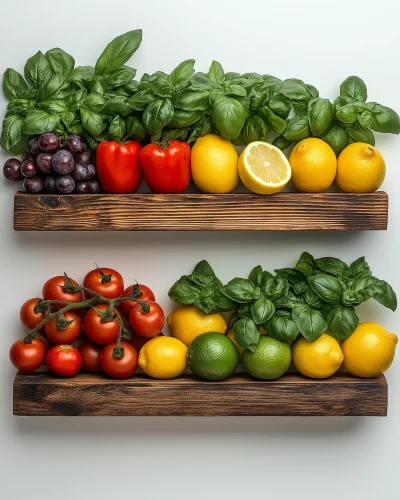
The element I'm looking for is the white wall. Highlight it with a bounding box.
[1,1,399,499]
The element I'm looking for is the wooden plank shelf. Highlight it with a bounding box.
[13,372,387,417]
[14,191,388,231]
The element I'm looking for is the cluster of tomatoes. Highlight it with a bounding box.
[10,267,165,379]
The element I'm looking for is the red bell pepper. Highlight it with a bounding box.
[96,141,142,193]
[140,140,191,194]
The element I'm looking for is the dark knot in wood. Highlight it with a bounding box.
[41,196,61,209]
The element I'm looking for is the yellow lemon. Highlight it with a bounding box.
[289,138,337,192]
[138,336,188,379]
[238,141,291,194]
[292,334,344,379]
[341,322,397,378]
[228,328,267,360]
[336,142,386,193]
[167,305,227,346]
[191,134,239,193]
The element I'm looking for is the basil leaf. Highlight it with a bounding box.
[162,128,189,142]
[37,99,67,115]
[222,278,255,303]
[24,51,52,89]
[295,252,316,277]
[294,281,309,295]
[142,98,174,135]
[102,96,132,117]
[251,298,275,325]
[368,104,400,134]
[62,112,75,128]
[348,257,371,279]
[266,314,299,342]
[104,66,136,90]
[109,115,126,140]
[80,108,104,138]
[274,267,307,284]
[248,265,263,287]
[174,88,210,111]
[168,277,200,305]
[227,311,240,331]
[170,59,195,86]
[193,260,216,277]
[342,289,363,306]
[340,76,367,102]
[125,115,145,142]
[168,109,203,129]
[284,115,310,141]
[121,80,140,95]
[95,29,142,75]
[241,115,269,144]
[327,305,359,341]
[71,66,95,88]
[349,122,375,146]
[315,257,348,277]
[7,98,35,114]
[1,114,28,154]
[302,288,323,309]
[262,276,289,300]
[274,291,300,309]
[127,90,154,111]
[148,72,173,98]
[268,94,291,119]
[225,72,240,81]
[272,136,293,151]
[308,275,345,303]
[308,98,334,137]
[208,60,225,85]
[212,96,246,140]
[65,89,87,112]
[322,125,349,156]
[257,107,287,135]
[23,109,60,134]
[46,48,75,79]
[190,74,217,91]
[358,110,373,129]
[234,317,260,351]
[360,278,397,311]
[292,304,327,342]
[225,84,246,98]
[279,81,310,101]
[36,73,66,102]
[3,68,28,100]
[336,103,357,125]
[306,84,319,99]
[85,92,106,113]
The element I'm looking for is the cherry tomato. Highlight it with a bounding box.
[119,284,155,318]
[45,311,82,345]
[100,342,138,379]
[83,267,124,299]
[42,275,83,303]
[129,301,165,338]
[84,304,120,344]
[78,341,102,373]
[20,298,47,330]
[130,332,163,352]
[46,345,82,377]
[37,336,50,355]
[10,338,46,373]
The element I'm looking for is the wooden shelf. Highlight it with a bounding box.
[13,372,387,416]
[14,192,388,231]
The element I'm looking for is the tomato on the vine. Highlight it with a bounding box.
[42,275,83,303]
[20,298,47,330]
[83,267,124,299]
[45,311,82,345]
[100,342,138,379]
[84,304,120,345]
[119,284,155,318]
[129,301,165,338]
[78,341,102,373]
[10,338,46,373]
[46,345,82,377]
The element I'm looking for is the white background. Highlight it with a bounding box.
[1,1,399,499]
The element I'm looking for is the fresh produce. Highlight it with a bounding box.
[336,142,386,193]
[187,332,238,381]
[3,158,23,181]
[242,336,292,380]
[130,332,163,352]
[138,336,188,379]
[119,284,155,318]
[341,322,398,378]
[9,338,46,373]
[228,328,267,360]
[292,334,344,379]
[129,300,165,338]
[238,141,292,194]
[288,138,337,192]
[140,139,191,194]
[46,345,82,377]
[167,305,227,346]
[96,141,142,193]
[78,341,102,374]
[42,275,83,302]
[100,342,138,379]
[45,311,82,345]
[190,134,239,193]
[20,298,46,330]
[84,304,121,344]
[83,266,124,299]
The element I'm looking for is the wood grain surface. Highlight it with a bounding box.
[13,372,388,416]
[14,192,388,231]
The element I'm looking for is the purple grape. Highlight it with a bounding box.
[52,150,75,175]
[44,176,57,194]
[37,153,54,174]
[39,133,61,153]
[87,164,96,180]
[65,135,86,154]
[74,150,92,166]
[72,163,90,181]
[87,180,100,194]
[27,137,41,157]
[21,159,38,178]
[23,176,44,193]
[74,181,90,194]
[22,152,35,162]
[3,158,23,181]
[56,175,75,194]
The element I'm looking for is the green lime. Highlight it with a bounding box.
[243,336,291,380]
[187,332,239,381]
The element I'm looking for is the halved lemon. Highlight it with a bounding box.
[238,141,292,194]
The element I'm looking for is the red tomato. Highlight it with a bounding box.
[100,342,138,379]
[46,345,82,377]
[42,276,83,303]
[129,301,165,338]
[20,298,47,330]
[9,338,46,373]
[130,332,163,352]
[45,311,82,345]
[78,341,102,373]
[83,267,124,299]
[119,284,155,318]
[37,336,50,355]
[84,304,120,344]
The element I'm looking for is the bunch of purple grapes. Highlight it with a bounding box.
[3,133,101,194]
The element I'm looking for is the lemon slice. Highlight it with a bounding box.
[238,141,292,194]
